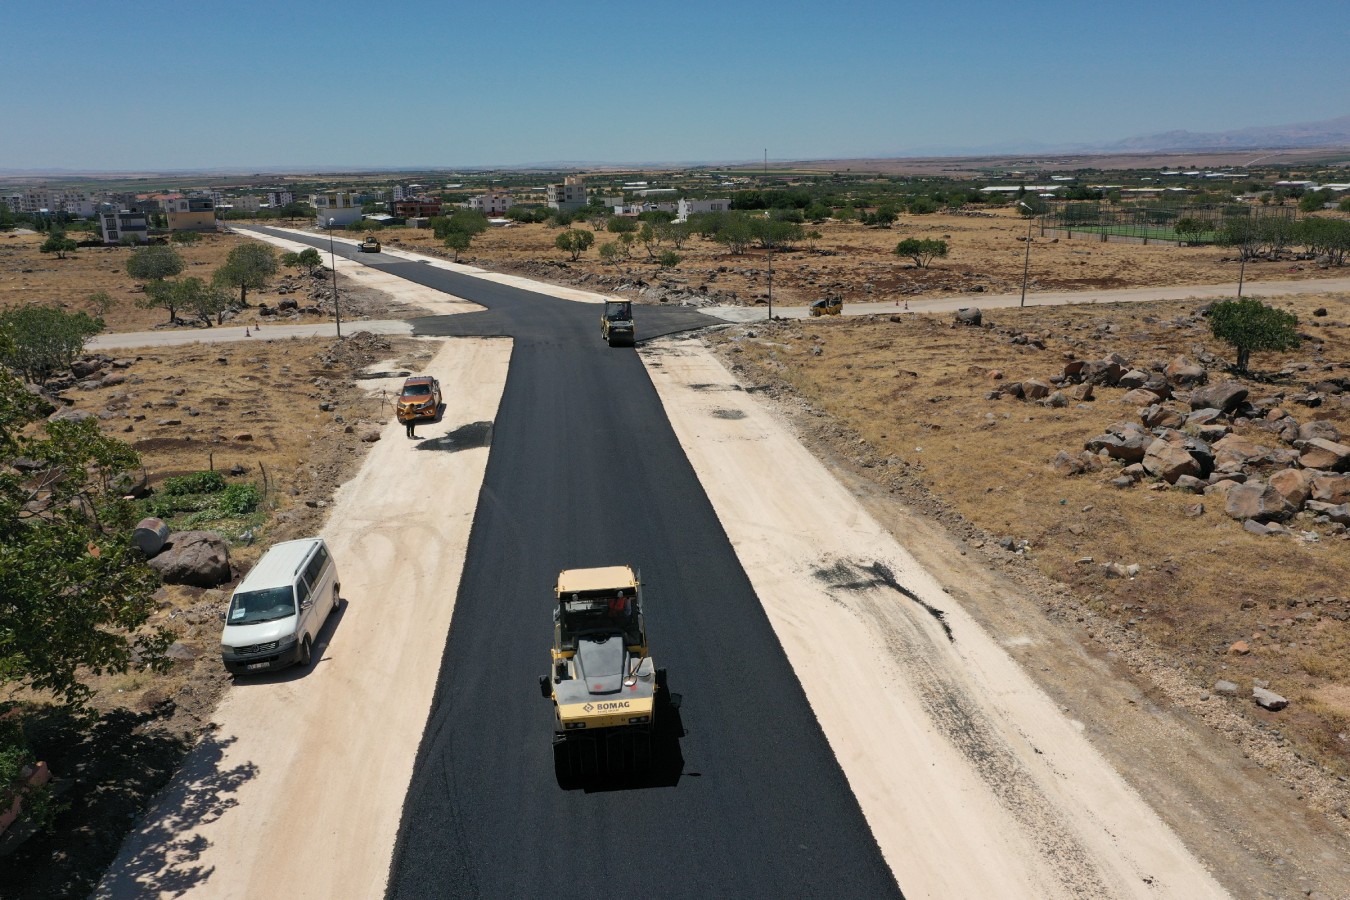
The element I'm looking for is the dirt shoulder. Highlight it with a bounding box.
[699,297,1350,898]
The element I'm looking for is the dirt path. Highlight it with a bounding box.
[705,274,1350,321]
[96,337,512,898]
[642,336,1228,899]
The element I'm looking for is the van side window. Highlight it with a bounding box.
[296,577,311,607]
[304,545,328,586]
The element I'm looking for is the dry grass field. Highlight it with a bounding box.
[705,291,1350,776]
[364,209,1337,309]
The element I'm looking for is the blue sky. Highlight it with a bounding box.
[4,0,1348,171]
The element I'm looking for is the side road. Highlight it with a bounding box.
[97,337,512,898]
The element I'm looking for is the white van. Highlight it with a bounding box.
[220,538,340,675]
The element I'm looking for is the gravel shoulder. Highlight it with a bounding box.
[642,336,1228,899]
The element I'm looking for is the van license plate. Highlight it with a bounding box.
[246,662,269,670]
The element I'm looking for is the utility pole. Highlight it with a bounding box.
[327,217,342,339]
[767,242,773,320]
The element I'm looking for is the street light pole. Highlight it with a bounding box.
[327,217,342,339]
[1237,252,1246,298]
[767,242,773,320]
[1018,201,1034,308]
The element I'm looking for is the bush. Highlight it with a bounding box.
[218,482,261,515]
[906,197,939,215]
[161,471,226,496]
[0,306,104,384]
[658,250,682,268]
[1207,297,1300,372]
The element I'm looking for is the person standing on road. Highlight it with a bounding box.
[403,413,416,439]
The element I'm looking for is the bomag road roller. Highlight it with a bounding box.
[540,565,666,782]
[600,299,635,347]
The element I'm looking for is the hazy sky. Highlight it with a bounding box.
[5,0,1348,171]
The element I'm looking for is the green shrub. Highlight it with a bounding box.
[161,471,226,496]
[218,483,261,515]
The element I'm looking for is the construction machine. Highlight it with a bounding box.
[540,565,666,782]
[357,234,381,253]
[601,299,635,346]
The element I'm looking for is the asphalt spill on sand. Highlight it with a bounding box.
[811,559,953,642]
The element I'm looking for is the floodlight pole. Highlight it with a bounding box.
[328,217,342,339]
[1237,252,1246,298]
[1018,202,1034,308]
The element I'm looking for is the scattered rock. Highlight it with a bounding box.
[1189,381,1248,413]
[1224,482,1295,522]
[1228,640,1250,655]
[1252,687,1288,711]
[1214,680,1239,696]
[145,530,232,587]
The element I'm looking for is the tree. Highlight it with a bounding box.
[297,248,322,274]
[444,230,472,261]
[1016,196,1047,216]
[714,215,755,254]
[170,230,202,245]
[214,242,278,306]
[894,238,949,268]
[805,229,822,250]
[171,277,232,326]
[606,216,638,234]
[1340,196,1350,213]
[431,210,488,241]
[637,223,658,258]
[598,242,621,265]
[0,361,171,706]
[554,229,594,261]
[1217,218,1262,260]
[661,221,693,250]
[1173,217,1206,244]
[281,251,302,272]
[86,291,115,317]
[126,244,184,283]
[658,250,682,269]
[1207,297,1300,373]
[1298,217,1350,266]
[1298,190,1332,213]
[0,306,103,384]
[39,233,77,259]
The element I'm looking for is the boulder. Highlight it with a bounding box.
[1189,381,1248,413]
[1306,501,1350,525]
[1141,404,1185,429]
[1050,451,1086,476]
[1143,438,1201,483]
[1117,368,1149,389]
[1071,383,1094,402]
[1085,432,1150,463]
[146,530,232,587]
[1204,479,1241,504]
[1223,483,1295,523]
[1043,390,1068,408]
[953,307,982,326]
[1080,360,1125,387]
[1174,474,1207,492]
[48,407,94,424]
[1022,379,1051,400]
[1164,355,1207,387]
[1298,438,1350,471]
[1212,434,1270,472]
[1213,679,1239,696]
[1268,468,1314,508]
[1311,473,1350,504]
[1252,687,1288,711]
[1186,408,1224,427]
[1299,420,1341,443]
[1122,388,1163,406]
[70,358,104,378]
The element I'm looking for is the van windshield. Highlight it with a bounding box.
[227,586,296,625]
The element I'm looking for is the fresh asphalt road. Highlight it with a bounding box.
[247,228,902,898]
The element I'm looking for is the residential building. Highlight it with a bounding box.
[100,211,150,243]
[677,198,731,219]
[3,188,96,216]
[394,198,443,218]
[392,184,409,202]
[265,190,295,208]
[599,195,624,208]
[546,175,588,211]
[467,192,514,215]
[230,195,262,214]
[312,192,363,227]
[165,196,217,232]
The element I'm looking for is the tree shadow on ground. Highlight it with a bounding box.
[0,702,211,899]
[91,727,258,899]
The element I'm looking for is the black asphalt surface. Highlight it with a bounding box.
[244,228,902,899]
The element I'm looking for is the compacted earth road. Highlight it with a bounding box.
[95,228,1248,898]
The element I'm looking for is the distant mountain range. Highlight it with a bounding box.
[1088,114,1350,153]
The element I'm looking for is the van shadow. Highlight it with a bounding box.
[227,599,348,687]
[91,732,258,899]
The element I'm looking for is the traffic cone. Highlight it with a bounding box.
[245,326,251,337]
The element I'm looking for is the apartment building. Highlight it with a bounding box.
[99,211,150,243]
[546,175,588,211]
[165,196,217,232]
[312,192,363,227]
[467,192,514,215]
[677,198,732,219]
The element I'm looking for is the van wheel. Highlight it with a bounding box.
[299,635,313,667]
[332,584,341,614]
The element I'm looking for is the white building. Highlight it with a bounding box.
[99,211,150,243]
[3,188,96,216]
[312,192,363,227]
[468,192,514,215]
[265,190,295,208]
[677,198,732,219]
[547,176,588,211]
[231,195,262,213]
